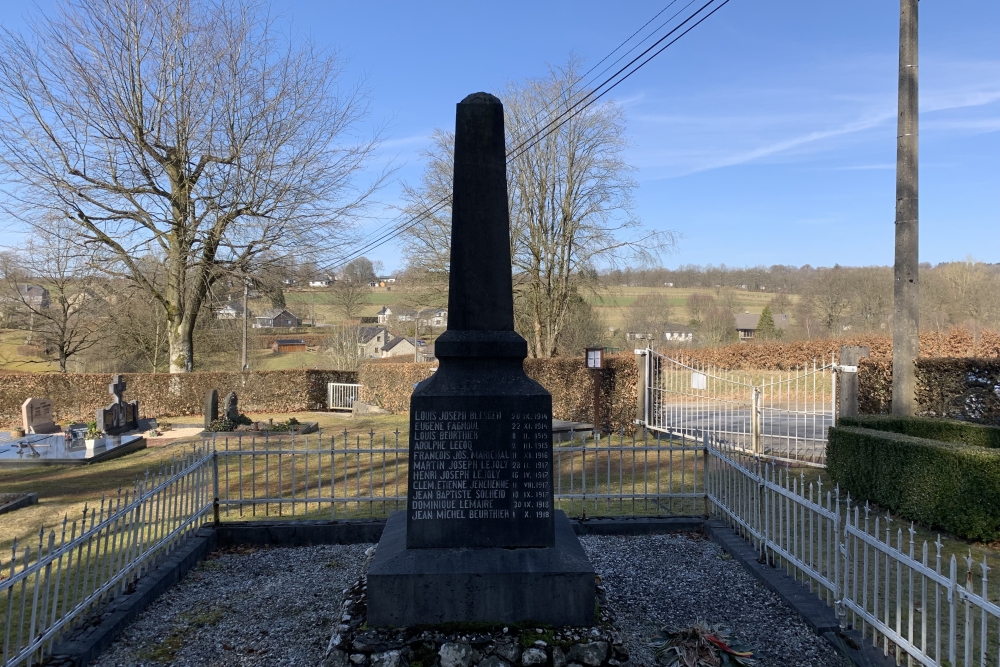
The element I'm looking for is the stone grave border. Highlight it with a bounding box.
[43,516,891,667]
[0,492,38,515]
[0,436,146,468]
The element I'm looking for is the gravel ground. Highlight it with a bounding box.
[581,533,846,667]
[91,534,845,667]
[92,543,371,667]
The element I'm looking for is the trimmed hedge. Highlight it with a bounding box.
[838,415,1000,449]
[827,426,1000,541]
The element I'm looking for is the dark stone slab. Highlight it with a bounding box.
[408,391,553,549]
[367,511,595,627]
[0,492,38,515]
[224,391,239,421]
[204,389,219,429]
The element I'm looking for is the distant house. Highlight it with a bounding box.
[282,278,296,286]
[419,307,448,329]
[214,303,243,320]
[253,308,300,328]
[272,338,306,353]
[308,278,333,287]
[18,284,50,309]
[381,336,428,359]
[358,326,391,358]
[734,312,791,341]
[662,324,695,343]
[625,332,654,342]
[377,306,419,324]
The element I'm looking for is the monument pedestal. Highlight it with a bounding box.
[367,511,595,627]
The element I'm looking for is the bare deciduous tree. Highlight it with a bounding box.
[401,59,673,357]
[0,0,387,372]
[0,220,104,371]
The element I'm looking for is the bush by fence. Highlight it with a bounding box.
[838,415,1000,448]
[662,327,1000,370]
[857,357,1000,423]
[359,354,640,434]
[827,425,1000,541]
[0,369,357,428]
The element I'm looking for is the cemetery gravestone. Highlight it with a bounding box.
[96,375,139,436]
[204,389,219,429]
[21,397,59,434]
[367,92,594,627]
[224,392,239,421]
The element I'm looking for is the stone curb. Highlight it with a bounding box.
[214,519,387,547]
[46,527,217,667]
[214,515,707,547]
[0,492,38,515]
[703,520,896,667]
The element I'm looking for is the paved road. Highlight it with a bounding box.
[649,407,832,462]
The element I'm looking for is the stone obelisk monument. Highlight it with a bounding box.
[366,92,594,627]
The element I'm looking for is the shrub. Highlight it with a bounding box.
[838,415,1000,449]
[827,426,1000,541]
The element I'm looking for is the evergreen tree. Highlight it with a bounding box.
[756,305,782,340]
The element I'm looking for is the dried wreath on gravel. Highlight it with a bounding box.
[647,621,757,666]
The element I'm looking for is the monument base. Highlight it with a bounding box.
[367,511,595,627]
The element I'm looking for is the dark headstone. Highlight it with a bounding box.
[204,389,219,429]
[368,92,593,627]
[96,374,139,435]
[224,392,239,421]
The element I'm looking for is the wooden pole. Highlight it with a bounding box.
[592,368,602,434]
[241,279,249,371]
[892,0,919,416]
[838,345,870,422]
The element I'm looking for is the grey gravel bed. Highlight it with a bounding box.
[581,533,845,667]
[92,543,372,667]
[91,534,844,667]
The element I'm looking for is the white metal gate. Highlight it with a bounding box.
[327,382,361,411]
[639,349,836,466]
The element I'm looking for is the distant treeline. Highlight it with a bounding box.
[600,262,1000,337]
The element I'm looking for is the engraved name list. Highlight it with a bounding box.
[409,409,552,524]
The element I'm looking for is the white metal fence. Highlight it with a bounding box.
[6,430,999,667]
[1,445,213,667]
[709,435,1000,667]
[327,383,361,411]
[209,430,708,520]
[641,349,836,466]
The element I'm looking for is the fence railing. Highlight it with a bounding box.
[708,436,1000,667]
[1,444,213,667]
[6,430,998,667]
[210,430,708,520]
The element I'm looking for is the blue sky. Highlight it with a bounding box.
[0,0,997,272]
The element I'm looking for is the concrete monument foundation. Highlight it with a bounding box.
[367,511,594,627]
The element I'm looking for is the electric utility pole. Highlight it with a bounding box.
[892,0,919,416]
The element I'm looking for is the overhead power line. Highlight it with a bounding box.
[302,0,733,282]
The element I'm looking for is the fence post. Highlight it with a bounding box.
[702,431,709,517]
[212,447,220,526]
[751,387,762,456]
[634,348,647,429]
[837,346,870,422]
